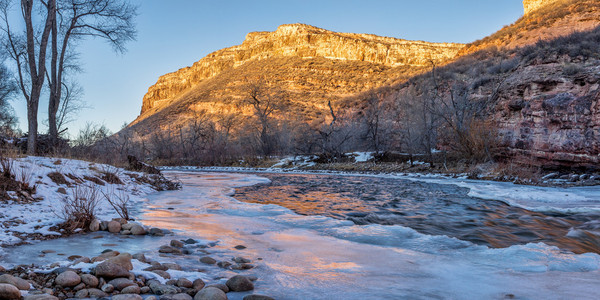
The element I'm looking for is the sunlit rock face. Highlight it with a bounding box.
[139,24,464,115]
[523,0,559,15]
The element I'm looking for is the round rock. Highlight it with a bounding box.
[112,294,143,300]
[193,287,227,300]
[199,257,216,265]
[121,285,141,294]
[0,283,21,300]
[55,271,81,287]
[243,296,275,300]
[130,225,146,235]
[80,274,99,288]
[226,275,254,292]
[108,221,122,233]
[0,274,30,290]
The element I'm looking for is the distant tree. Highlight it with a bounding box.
[47,0,137,144]
[0,64,17,136]
[1,0,56,154]
[72,121,111,148]
[243,79,286,156]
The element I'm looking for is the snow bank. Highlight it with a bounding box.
[0,156,159,253]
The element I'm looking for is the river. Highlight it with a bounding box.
[3,171,600,299]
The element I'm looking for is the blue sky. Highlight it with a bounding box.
[11,0,524,136]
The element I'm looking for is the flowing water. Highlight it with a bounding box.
[2,171,600,299]
[233,173,600,254]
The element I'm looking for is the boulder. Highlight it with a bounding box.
[95,262,130,279]
[80,274,99,288]
[205,284,228,293]
[108,221,122,233]
[225,275,254,292]
[0,283,20,300]
[55,271,81,287]
[121,223,134,231]
[193,287,227,300]
[0,274,30,290]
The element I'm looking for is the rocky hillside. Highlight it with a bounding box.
[132,24,464,126]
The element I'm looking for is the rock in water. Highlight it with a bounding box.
[108,221,121,233]
[55,271,81,287]
[243,295,275,300]
[106,253,133,270]
[108,278,136,290]
[170,240,184,248]
[225,275,254,292]
[199,257,216,265]
[89,219,100,232]
[130,225,146,235]
[0,283,21,300]
[24,294,59,300]
[192,279,205,291]
[193,287,227,300]
[121,285,141,294]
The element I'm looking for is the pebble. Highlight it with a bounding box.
[74,289,89,298]
[233,257,251,263]
[163,263,182,271]
[216,261,232,269]
[193,287,227,300]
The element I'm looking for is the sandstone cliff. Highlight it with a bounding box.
[137,24,464,118]
[523,0,559,15]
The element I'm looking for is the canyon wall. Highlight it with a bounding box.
[140,24,464,115]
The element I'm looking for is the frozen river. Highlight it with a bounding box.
[3,171,600,299]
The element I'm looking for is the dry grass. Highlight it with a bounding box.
[59,184,101,232]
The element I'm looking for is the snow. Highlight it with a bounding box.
[0,156,158,254]
[351,152,374,162]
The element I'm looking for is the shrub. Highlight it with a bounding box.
[59,184,100,232]
[101,188,130,220]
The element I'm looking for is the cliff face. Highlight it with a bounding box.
[139,24,464,116]
[523,0,559,15]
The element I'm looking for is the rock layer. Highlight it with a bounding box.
[139,23,464,116]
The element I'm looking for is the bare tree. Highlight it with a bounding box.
[243,80,286,156]
[47,0,137,143]
[1,0,56,154]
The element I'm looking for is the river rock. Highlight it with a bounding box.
[0,274,30,290]
[121,285,141,294]
[108,278,136,290]
[226,275,254,292]
[149,228,164,236]
[74,289,89,298]
[0,266,4,272]
[73,256,91,264]
[193,287,227,300]
[95,262,130,279]
[176,278,193,289]
[131,225,146,235]
[113,218,128,225]
[159,246,182,255]
[205,284,228,293]
[151,270,171,279]
[192,279,205,291]
[89,219,100,232]
[166,293,193,300]
[55,271,81,287]
[184,238,197,244]
[148,281,178,295]
[140,286,151,294]
[243,296,274,300]
[74,282,86,291]
[0,283,21,300]
[106,253,133,270]
[216,261,231,269]
[112,294,143,300]
[87,288,108,298]
[121,223,134,231]
[100,221,109,231]
[233,257,251,263]
[24,294,59,300]
[132,253,147,263]
[163,263,182,271]
[101,283,114,293]
[199,257,216,265]
[108,221,122,233]
[170,240,184,248]
[80,274,99,288]
[121,230,132,235]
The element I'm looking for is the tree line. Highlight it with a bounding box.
[0,0,136,154]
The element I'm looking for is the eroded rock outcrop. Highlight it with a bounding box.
[139,24,464,115]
